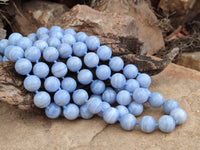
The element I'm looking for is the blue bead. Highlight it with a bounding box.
[62,34,76,46]
[17,37,32,50]
[128,101,143,116]
[43,47,59,62]
[158,115,176,133]
[49,31,63,39]
[51,62,68,78]
[58,43,72,59]
[54,90,70,106]
[25,46,41,62]
[139,116,156,133]
[66,56,82,72]
[116,90,132,105]
[63,103,79,120]
[116,105,129,117]
[27,33,37,43]
[120,113,137,131]
[75,32,88,42]
[36,27,49,37]
[84,52,99,68]
[77,69,93,85]
[125,79,140,93]
[103,107,119,124]
[110,73,126,89]
[44,76,60,92]
[90,94,102,100]
[123,64,138,79]
[61,77,77,93]
[98,102,111,117]
[102,87,116,104]
[8,46,24,62]
[72,42,87,57]
[87,97,102,114]
[148,92,164,108]
[4,45,14,58]
[96,65,111,80]
[64,28,76,36]
[90,80,105,95]
[15,58,32,75]
[133,88,149,104]
[38,34,49,42]
[136,73,151,88]
[47,37,61,48]
[163,99,179,114]
[85,36,100,51]
[50,26,63,33]
[0,55,2,62]
[0,39,9,54]
[80,103,94,119]
[2,56,9,62]
[72,89,88,105]
[8,33,23,45]
[109,57,124,72]
[45,103,61,119]
[97,45,112,61]
[170,108,187,125]
[33,62,49,78]
[33,40,48,52]
[24,75,41,92]
[34,91,51,108]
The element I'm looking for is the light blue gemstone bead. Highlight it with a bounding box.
[2,56,9,62]
[50,26,63,33]
[109,57,124,72]
[62,34,76,46]
[133,88,149,104]
[8,33,23,45]
[0,55,2,62]
[98,102,111,117]
[66,56,82,72]
[84,52,99,68]
[58,43,72,59]
[43,47,59,62]
[90,94,102,100]
[85,36,100,51]
[47,37,61,48]
[120,113,137,131]
[54,90,70,106]
[24,75,41,92]
[27,33,37,43]
[102,87,116,104]
[72,89,88,105]
[170,108,187,125]
[72,42,87,57]
[4,45,14,58]
[163,99,179,114]
[63,104,79,120]
[80,103,94,119]
[45,103,61,119]
[38,34,49,42]
[8,46,24,62]
[116,105,129,117]
[75,32,88,42]
[110,73,126,89]
[116,90,132,105]
[97,45,112,61]
[148,92,164,108]
[123,64,138,79]
[0,39,9,54]
[36,27,49,37]
[64,28,76,36]
[15,58,32,75]
[33,91,51,108]
[136,73,151,88]
[61,77,77,93]
[139,116,156,133]
[25,46,41,62]
[51,62,68,78]
[96,65,111,80]
[103,107,119,124]
[33,40,48,52]
[49,31,63,39]
[145,89,151,97]
[125,79,140,93]
[33,62,49,78]
[158,115,176,133]
[90,80,105,95]
[87,97,102,114]
[17,37,32,50]
[44,76,60,92]
[77,69,93,85]
[128,101,143,116]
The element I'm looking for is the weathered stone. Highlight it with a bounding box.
[0,28,6,40]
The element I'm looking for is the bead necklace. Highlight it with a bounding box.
[0,26,187,133]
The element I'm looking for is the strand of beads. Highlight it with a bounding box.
[1,26,187,133]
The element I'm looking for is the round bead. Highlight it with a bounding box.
[90,80,106,95]
[4,45,14,58]
[116,90,132,106]
[47,37,61,48]
[64,28,76,36]
[8,46,24,62]
[66,56,82,72]
[58,43,72,59]
[72,89,88,105]
[75,32,88,42]
[43,47,59,62]
[50,26,63,33]
[109,57,124,72]
[102,87,116,104]
[123,64,138,79]
[85,36,100,51]
[45,103,61,119]
[62,34,76,46]
[136,73,151,88]
[2,56,9,62]
[24,75,41,92]
[90,94,102,100]
[27,33,37,43]
[33,40,48,52]
[51,62,68,78]
[80,103,94,119]
[84,52,99,68]
[72,42,87,57]
[170,108,187,125]
[158,115,176,133]
[125,79,140,93]
[110,73,126,89]
[163,99,179,114]
[0,39,9,54]
[96,65,111,80]
[133,88,149,104]
[38,34,49,42]
[17,37,32,50]
[33,91,51,108]
[77,69,93,85]
[148,92,164,108]
[98,102,111,117]
[36,27,49,36]
[97,45,112,61]
[33,62,49,78]
[128,101,143,116]
[120,113,137,131]
[49,31,63,39]
[61,77,77,93]
[63,104,79,120]
[54,90,70,106]
[44,76,60,92]
[87,97,102,114]
[8,33,23,45]
[15,58,32,75]
[103,107,119,124]
[139,116,156,133]
[116,105,129,117]
[25,46,41,62]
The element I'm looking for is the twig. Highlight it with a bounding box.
[166,25,182,41]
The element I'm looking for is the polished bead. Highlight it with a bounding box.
[120,113,137,131]
[123,64,138,79]
[163,99,179,114]
[63,104,79,120]
[102,87,116,104]
[72,42,87,57]
[148,92,164,108]
[170,108,187,125]
[34,91,51,108]
[109,57,124,72]
[15,58,32,75]
[87,97,102,114]
[51,62,68,78]
[90,94,102,100]
[24,75,41,92]
[116,90,132,106]
[8,33,23,45]
[8,46,24,62]
[43,47,59,62]
[75,32,88,42]
[58,43,72,59]
[2,56,9,62]
[125,79,140,93]
[33,62,49,78]
[96,65,111,80]
[61,77,77,93]
[54,90,70,106]
[77,69,93,85]
[116,105,129,117]
[158,115,176,133]
[110,73,126,89]
[97,45,112,61]
[33,40,48,52]
[50,26,63,33]
[98,102,111,117]
[49,31,63,39]
[90,80,105,95]
[17,37,32,50]
[0,39,9,54]
[128,101,143,116]
[72,89,88,105]
[85,36,100,51]
[133,88,149,104]
[62,34,76,46]
[36,27,49,37]
[84,52,99,68]
[66,56,82,72]
[80,103,94,119]
[38,34,49,42]
[27,33,37,43]
[139,116,156,133]
[4,45,14,58]
[103,107,119,124]
[64,28,76,36]
[47,37,61,48]
[45,103,61,119]
[44,76,60,92]
[136,73,151,88]
[25,46,41,62]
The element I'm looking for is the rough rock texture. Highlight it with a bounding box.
[0,28,6,39]
[0,63,200,150]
